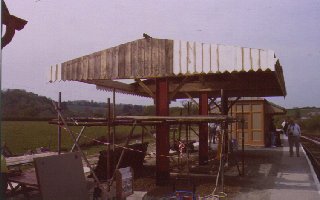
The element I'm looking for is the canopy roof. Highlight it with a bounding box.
[231,97,286,115]
[49,37,286,99]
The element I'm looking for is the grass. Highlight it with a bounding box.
[1,121,199,156]
[1,121,146,155]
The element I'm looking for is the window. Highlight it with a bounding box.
[253,131,262,141]
[236,104,250,112]
[252,104,263,112]
[236,113,249,129]
[238,131,250,143]
[252,113,262,129]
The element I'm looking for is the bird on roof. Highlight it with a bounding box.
[143,33,152,40]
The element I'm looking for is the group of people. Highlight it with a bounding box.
[270,118,302,157]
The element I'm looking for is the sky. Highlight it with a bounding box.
[2,0,320,108]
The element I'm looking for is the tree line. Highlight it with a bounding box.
[1,89,319,132]
[0,89,191,120]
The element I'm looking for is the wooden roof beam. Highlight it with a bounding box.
[134,79,155,99]
[169,76,189,101]
[184,92,199,108]
[84,80,136,92]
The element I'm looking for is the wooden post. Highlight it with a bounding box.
[220,89,228,192]
[221,90,229,153]
[113,88,116,151]
[241,104,245,176]
[178,109,182,141]
[107,98,111,180]
[155,78,170,185]
[58,92,62,155]
[199,92,209,165]
[187,102,190,161]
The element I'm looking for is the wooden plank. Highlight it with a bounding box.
[144,39,152,77]
[76,58,82,80]
[77,58,83,80]
[216,45,220,72]
[66,62,71,80]
[88,54,95,79]
[165,39,174,75]
[66,61,72,80]
[94,52,101,79]
[34,152,89,200]
[82,56,89,80]
[88,80,135,92]
[184,92,199,107]
[116,115,231,122]
[159,39,166,76]
[131,40,139,77]
[100,50,107,79]
[124,42,132,78]
[106,49,112,79]
[118,44,126,78]
[138,39,145,78]
[151,39,159,76]
[135,79,155,98]
[169,76,188,100]
[6,152,58,167]
[61,63,67,81]
[75,59,80,80]
[71,60,77,80]
[112,47,119,79]
[63,62,68,80]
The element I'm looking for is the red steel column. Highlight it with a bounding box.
[199,92,209,165]
[155,78,170,185]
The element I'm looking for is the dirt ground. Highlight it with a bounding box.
[125,137,289,200]
[6,141,285,199]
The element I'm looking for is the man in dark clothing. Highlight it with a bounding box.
[269,118,276,147]
[287,119,302,157]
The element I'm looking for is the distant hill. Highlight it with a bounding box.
[286,107,320,119]
[0,89,156,120]
[2,89,319,124]
[1,89,56,120]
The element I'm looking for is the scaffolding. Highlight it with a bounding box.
[50,98,246,198]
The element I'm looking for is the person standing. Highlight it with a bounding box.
[287,119,302,157]
[208,123,217,144]
[269,118,277,147]
[282,118,289,136]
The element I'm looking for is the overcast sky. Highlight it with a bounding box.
[2,0,320,108]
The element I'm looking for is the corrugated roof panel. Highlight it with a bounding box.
[171,40,277,75]
[49,38,285,97]
[54,38,280,81]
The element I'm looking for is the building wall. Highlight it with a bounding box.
[210,99,284,147]
[230,100,265,146]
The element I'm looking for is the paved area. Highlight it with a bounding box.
[5,137,320,199]
[231,136,320,200]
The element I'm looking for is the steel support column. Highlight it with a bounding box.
[58,92,61,155]
[221,90,229,154]
[199,92,209,165]
[155,78,170,185]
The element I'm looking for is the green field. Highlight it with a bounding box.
[1,121,146,155]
